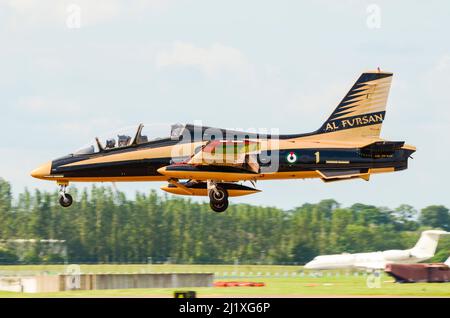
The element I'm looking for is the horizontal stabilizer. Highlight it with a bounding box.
[360,141,405,158]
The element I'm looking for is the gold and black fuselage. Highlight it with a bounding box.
[33,125,415,185]
[30,71,416,207]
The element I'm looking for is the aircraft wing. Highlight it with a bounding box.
[157,139,261,181]
[188,139,260,171]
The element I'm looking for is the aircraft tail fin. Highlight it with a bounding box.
[445,257,450,266]
[314,70,393,141]
[410,230,450,259]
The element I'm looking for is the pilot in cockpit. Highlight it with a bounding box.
[118,135,131,147]
[105,138,116,149]
[104,134,136,150]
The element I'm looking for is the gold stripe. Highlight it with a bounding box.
[402,144,416,151]
[348,85,391,98]
[160,186,260,197]
[368,167,395,174]
[258,171,320,180]
[44,167,399,184]
[337,94,388,110]
[62,139,368,170]
[325,160,349,164]
[157,167,259,182]
[61,141,206,168]
[344,89,389,105]
[50,176,168,182]
[359,76,392,86]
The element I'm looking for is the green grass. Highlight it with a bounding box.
[0,264,449,297]
[0,264,302,275]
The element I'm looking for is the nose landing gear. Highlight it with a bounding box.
[58,183,73,208]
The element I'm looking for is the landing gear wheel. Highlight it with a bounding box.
[210,199,229,213]
[59,193,73,207]
[208,185,228,203]
[207,182,229,212]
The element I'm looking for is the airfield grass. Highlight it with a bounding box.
[0,264,449,297]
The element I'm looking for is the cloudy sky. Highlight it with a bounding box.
[1,0,449,210]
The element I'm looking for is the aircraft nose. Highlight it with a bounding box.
[31,161,52,179]
[304,261,317,269]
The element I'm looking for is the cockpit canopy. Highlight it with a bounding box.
[73,123,186,156]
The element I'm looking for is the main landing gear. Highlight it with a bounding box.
[207,180,229,213]
[58,183,73,208]
[167,179,231,213]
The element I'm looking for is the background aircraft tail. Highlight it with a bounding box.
[313,70,393,141]
[410,230,450,259]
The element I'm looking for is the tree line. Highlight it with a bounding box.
[0,178,449,264]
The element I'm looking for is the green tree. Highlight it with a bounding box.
[1,177,448,265]
[391,204,419,230]
[419,205,450,231]
[0,248,18,264]
[0,178,13,238]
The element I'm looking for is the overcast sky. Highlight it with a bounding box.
[1,0,449,210]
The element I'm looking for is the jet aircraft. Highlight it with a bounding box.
[31,70,416,212]
[304,230,450,270]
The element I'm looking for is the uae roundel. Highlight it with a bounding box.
[287,151,297,163]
